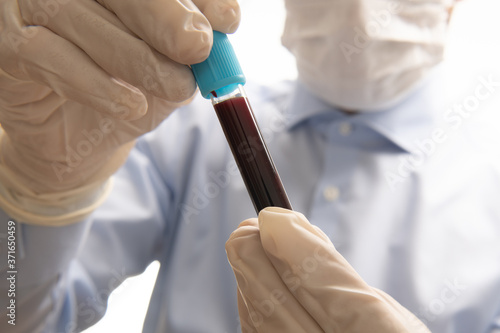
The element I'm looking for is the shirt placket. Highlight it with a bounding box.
[307,119,359,253]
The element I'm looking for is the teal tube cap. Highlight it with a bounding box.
[191,31,246,99]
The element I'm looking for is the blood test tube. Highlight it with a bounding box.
[191,31,292,213]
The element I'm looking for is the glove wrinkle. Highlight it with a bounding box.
[227,208,430,333]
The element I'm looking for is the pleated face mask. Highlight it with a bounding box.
[282,0,454,112]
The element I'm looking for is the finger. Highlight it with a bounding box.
[237,288,264,333]
[236,287,254,333]
[226,219,322,332]
[258,207,411,332]
[193,0,241,33]
[19,0,197,102]
[95,0,213,65]
[373,288,431,333]
[5,25,147,120]
[116,90,195,138]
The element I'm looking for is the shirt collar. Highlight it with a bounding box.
[284,66,447,153]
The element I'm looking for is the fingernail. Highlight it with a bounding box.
[190,11,212,34]
[175,14,212,64]
[220,0,241,32]
[258,208,297,256]
[238,218,258,228]
[211,0,241,33]
[258,207,296,229]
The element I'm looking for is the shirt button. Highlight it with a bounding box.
[338,122,353,136]
[323,186,340,202]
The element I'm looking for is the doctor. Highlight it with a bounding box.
[1,0,500,332]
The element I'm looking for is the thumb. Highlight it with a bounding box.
[258,207,413,333]
[225,218,322,332]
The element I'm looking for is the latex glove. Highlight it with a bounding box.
[226,207,430,333]
[0,0,240,225]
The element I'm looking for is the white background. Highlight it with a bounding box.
[83,0,500,332]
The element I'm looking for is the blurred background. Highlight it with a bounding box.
[83,0,500,332]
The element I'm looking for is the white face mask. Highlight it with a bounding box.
[282,0,453,112]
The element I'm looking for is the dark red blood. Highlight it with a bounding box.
[213,96,292,212]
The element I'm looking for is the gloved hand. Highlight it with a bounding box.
[0,0,240,225]
[226,207,430,333]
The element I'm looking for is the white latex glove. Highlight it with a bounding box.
[0,0,240,225]
[226,207,430,333]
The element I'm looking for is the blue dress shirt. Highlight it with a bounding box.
[2,66,500,333]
